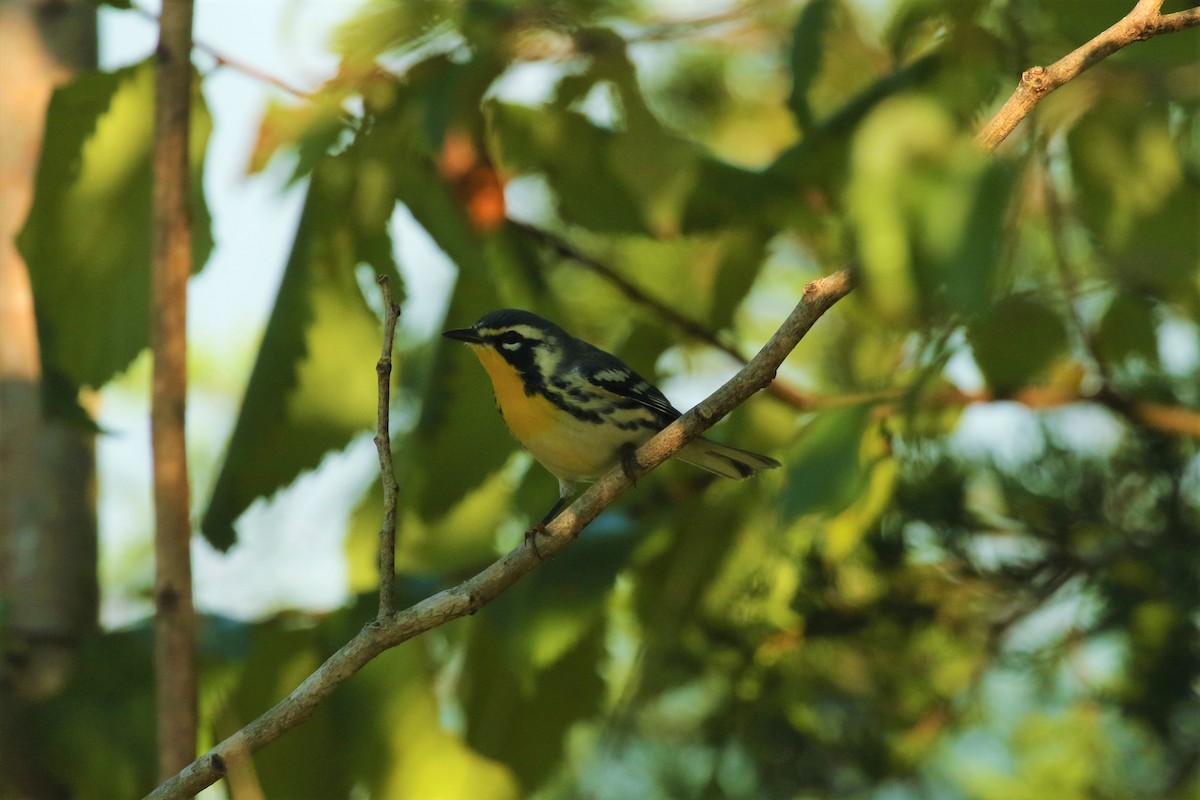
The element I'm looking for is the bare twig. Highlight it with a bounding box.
[373,276,401,617]
[129,2,314,100]
[144,269,856,800]
[151,0,197,783]
[977,0,1200,150]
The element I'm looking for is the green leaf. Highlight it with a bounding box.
[488,102,649,234]
[1095,293,1159,368]
[249,97,351,183]
[200,155,401,549]
[789,0,836,129]
[781,406,873,522]
[30,628,155,798]
[460,521,635,788]
[18,59,213,391]
[942,160,1020,315]
[401,268,512,522]
[1068,100,1200,301]
[711,227,772,329]
[680,157,779,233]
[847,95,1003,323]
[967,295,1068,396]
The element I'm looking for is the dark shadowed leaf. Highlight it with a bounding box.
[967,294,1067,395]
[788,0,836,129]
[1096,293,1159,368]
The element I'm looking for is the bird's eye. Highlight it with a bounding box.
[497,331,524,350]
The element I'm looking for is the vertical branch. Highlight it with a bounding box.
[374,276,401,617]
[152,0,197,782]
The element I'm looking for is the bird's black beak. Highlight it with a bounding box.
[442,327,484,344]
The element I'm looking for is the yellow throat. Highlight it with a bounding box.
[470,344,557,439]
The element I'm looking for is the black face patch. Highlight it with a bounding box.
[485,329,541,386]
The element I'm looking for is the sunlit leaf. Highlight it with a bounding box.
[201,154,401,549]
[248,96,351,182]
[848,95,1006,323]
[18,59,212,392]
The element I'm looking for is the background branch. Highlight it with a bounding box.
[151,0,197,782]
[145,269,855,800]
[977,0,1200,150]
[373,276,400,617]
[514,220,833,410]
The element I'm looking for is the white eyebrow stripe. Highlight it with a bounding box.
[477,324,545,340]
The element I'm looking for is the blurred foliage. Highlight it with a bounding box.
[13,0,1200,797]
[18,59,213,396]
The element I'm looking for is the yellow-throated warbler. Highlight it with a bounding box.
[443,310,780,541]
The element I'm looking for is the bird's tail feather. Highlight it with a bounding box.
[677,438,781,480]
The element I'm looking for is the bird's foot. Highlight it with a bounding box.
[525,523,546,560]
[619,442,641,485]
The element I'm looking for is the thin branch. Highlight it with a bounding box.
[373,276,401,617]
[912,385,1200,440]
[129,2,315,101]
[976,1,1200,151]
[144,268,856,800]
[151,0,197,783]
[1149,6,1200,34]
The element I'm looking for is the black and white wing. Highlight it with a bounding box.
[568,342,680,427]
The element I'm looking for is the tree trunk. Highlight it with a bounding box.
[0,0,98,795]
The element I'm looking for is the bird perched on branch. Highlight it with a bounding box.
[443,309,780,550]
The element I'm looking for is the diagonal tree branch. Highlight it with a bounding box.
[976,0,1200,150]
[144,268,855,800]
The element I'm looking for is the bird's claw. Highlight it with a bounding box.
[619,442,641,485]
[525,523,547,560]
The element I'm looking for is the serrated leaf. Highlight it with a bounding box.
[200,156,401,549]
[18,59,213,391]
[967,295,1067,396]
